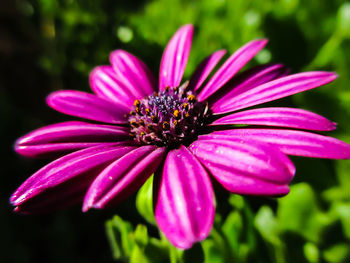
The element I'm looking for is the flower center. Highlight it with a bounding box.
[128,82,210,148]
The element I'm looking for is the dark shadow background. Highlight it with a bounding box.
[0,1,149,262]
[1,0,350,262]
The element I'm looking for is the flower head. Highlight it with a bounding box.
[11,24,350,249]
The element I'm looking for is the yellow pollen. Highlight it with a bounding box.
[162,122,170,130]
[173,120,178,126]
[182,103,189,110]
[173,110,180,118]
[187,95,196,102]
[145,108,150,115]
[134,100,140,106]
[185,113,190,118]
[140,131,145,136]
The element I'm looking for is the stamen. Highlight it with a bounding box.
[128,85,211,148]
[135,107,141,115]
[187,95,196,103]
[162,122,170,130]
[173,110,180,118]
[134,100,140,106]
[130,121,139,127]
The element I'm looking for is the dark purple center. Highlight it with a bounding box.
[128,82,210,148]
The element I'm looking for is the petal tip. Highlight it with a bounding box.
[14,145,27,157]
[254,38,269,47]
[82,198,104,212]
[89,65,108,81]
[317,71,338,81]
[216,49,227,56]
[109,49,125,58]
[9,194,17,205]
[45,92,56,107]
[14,137,24,148]
[109,49,132,66]
[180,24,194,32]
[13,206,21,213]
[329,72,338,79]
[330,122,338,130]
[10,192,23,206]
[81,203,90,213]
[82,191,97,212]
[46,90,67,108]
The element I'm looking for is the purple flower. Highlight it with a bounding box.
[11,24,350,249]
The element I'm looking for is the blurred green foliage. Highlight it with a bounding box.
[7,0,350,262]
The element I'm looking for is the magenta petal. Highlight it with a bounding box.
[10,144,136,207]
[188,50,227,91]
[47,90,129,124]
[90,66,139,107]
[15,142,128,159]
[16,121,130,145]
[197,39,268,101]
[109,50,156,98]
[213,71,337,113]
[159,24,193,90]
[211,107,336,131]
[189,138,295,196]
[205,129,350,159]
[15,121,131,157]
[154,146,215,249]
[13,169,99,214]
[83,146,166,211]
[211,64,288,113]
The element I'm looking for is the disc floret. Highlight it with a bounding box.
[128,83,210,148]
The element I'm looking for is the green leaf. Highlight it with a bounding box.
[228,195,245,210]
[337,3,350,38]
[131,225,170,263]
[105,215,134,260]
[130,245,150,263]
[303,242,319,263]
[222,211,242,255]
[136,175,156,225]
[330,202,350,239]
[134,224,149,247]
[255,206,281,245]
[323,243,350,263]
[202,239,225,263]
[144,238,170,263]
[277,183,330,242]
